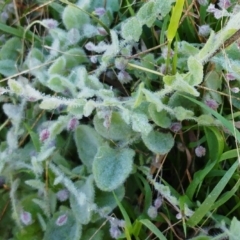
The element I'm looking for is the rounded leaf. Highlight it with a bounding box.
[93,145,135,191]
[142,130,174,155]
[94,112,132,141]
[121,17,142,42]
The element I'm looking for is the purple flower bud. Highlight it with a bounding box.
[97,27,108,36]
[40,129,50,142]
[170,122,182,133]
[154,197,162,209]
[198,24,211,37]
[176,212,182,219]
[205,99,219,110]
[67,118,79,131]
[94,7,106,17]
[118,220,125,228]
[231,87,240,93]
[115,57,128,71]
[20,211,32,226]
[195,146,206,157]
[1,12,8,23]
[225,72,236,81]
[85,42,95,51]
[147,206,158,219]
[117,70,132,84]
[218,0,231,9]
[207,3,216,13]
[90,55,98,63]
[56,214,68,226]
[197,0,208,6]
[42,19,58,29]
[56,189,69,202]
[109,226,122,239]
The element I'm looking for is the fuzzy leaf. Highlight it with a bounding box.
[148,103,171,128]
[43,209,81,240]
[8,79,23,95]
[0,37,22,60]
[121,17,142,42]
[39,99,61,110]
[48,57,66,75]
[137,1,157,27]
[74,125,104,170]
[142,130,174,155]
[187,56,203,86]
[70,176,95,224]
[131,112,152,135]
[93,145,135,191]
[94,111,132,141]
[0,59,18,76]
[62,5,90,30]
[174,106,194,121]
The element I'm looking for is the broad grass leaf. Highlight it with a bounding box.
[187,160,238,227]
[93,145,134,191]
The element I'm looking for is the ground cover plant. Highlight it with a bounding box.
[1,0,240,239]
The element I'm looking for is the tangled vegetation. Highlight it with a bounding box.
[1,0,240,239]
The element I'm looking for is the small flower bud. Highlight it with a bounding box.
[231,87,240,93]
[56,214,68,226]
[98,27,108,36]
[198,24,211,37]
[90,55,98,64]
[42,19,58,29]
[147,206,158,219]
[94,7,106,17]
[117,70,132,84]
[56,189,69,202]
[67,118,79,131]
[115,57,128,71]
[154,197,162,209]
[225,72,236,81]
[205,99,219,110]
[176,212,182,219]
[85,42,95,51]
[40,129,50,142]
[20,211,32,226]
[109,226,122,239]
[195,146,206,157]
[197,0,208,6]
[0,12,8,23]
[170,122,182,133]
[218,0,231,9]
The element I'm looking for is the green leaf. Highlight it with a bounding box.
[70,176,95,224]
[139,219,167,240]
[74,125,104,170]
[43,208,81,240]
[187,56,203,86]
[204,126,224,161]
[173,106,194,121]
[48,57,66,75]
[142,130,174,155]
[0,60,18,77]
[229,217,240,240]
[8,79,23,95]
[167,0,184,43]
[94,111,133,141]
[187,160,238,227]
[136,1,157,27]
[148,104,171,128]
[121,17,142,42]
[131,112,152,135]
[0,37,22,60]
[133,82,144,108]
[62,5,90,30]
[93,145,135,191]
